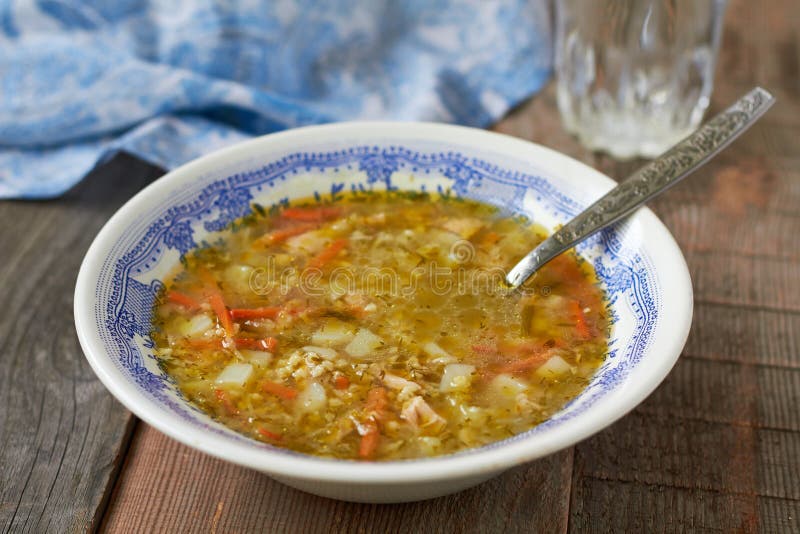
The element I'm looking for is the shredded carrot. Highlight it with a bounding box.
[365,386,388,414]
[254,223,315,247]
[472,344,498,356]
[256,427,282,441]
[230,307,281,320]
[166,290,200,310]
[214,389,238,415]
[499,340,543,356]
[569,300,591,340]
[358,424,380,459]
[495,351,552,375]
[281,206,341,222]
[196,267,234,336]
[235,337,278,352]
[334,375,350,389]
[307,238,348,270]
[356,386,388,459]
[262,380,298,400]
[208,292,234,336]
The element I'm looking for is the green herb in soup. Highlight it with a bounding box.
[151,192,609,460]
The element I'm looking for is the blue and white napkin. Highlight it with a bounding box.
[0,1,552,198]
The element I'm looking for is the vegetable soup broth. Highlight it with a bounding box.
[152,192,609,460]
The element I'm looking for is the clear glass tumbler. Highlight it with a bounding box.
[555,0,727,159]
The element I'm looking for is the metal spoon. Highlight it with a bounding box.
[505,87,775,289]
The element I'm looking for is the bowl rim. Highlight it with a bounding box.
[75,121,693,484]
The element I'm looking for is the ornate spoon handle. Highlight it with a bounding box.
[505,87,775,289]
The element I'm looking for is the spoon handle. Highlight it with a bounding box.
[505,87,775,288]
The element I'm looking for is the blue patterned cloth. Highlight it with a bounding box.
[0,1,552,199]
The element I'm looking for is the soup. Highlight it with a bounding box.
[151,191,609,460]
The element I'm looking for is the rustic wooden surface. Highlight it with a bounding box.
[0,155,162,533]
[1,0,798,531]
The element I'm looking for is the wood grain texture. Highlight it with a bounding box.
[102,424,572,534]
[0,154,162,533]
[2,0,793,531]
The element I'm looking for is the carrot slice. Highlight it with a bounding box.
[569,300,591,340]
[235,337,278,352]
[281,206,341,222]
[208,292,234,336]
[257,427,282,441]
[214,389,238,415]
[230,307,281,320]
[166,290,200,310]
[307,238,348,270]
[254,223,316,247]
[334,375,350,389]
[358,424,380,459]
[262,380,298,400]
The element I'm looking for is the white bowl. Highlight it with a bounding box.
[75,122,692,503]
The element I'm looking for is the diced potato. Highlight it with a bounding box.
[215,363,253,387]
[457,404,489,426]
[365,212,386,225]
[490,374,529,397]
[286,229,328,254]
[422,341,455,364]
[302,345,338,360]
[394,248,422,274]
[223,264,254,293]
[416,436,442,456]
[240,350,273,366]
[310,319,357,347]
[441,217,484,239]
[330,218,352,233]
[439,363,476,392]
[535,355,574,379]
[344,328,383,358]
[297,381,327,413]
[179,314,214,338]
[383,373,421,392]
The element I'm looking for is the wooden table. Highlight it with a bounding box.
[2,1,798,531]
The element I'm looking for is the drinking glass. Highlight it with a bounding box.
[555,0,727,159]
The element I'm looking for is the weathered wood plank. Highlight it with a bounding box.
[102,424,572,534]
[573,411,800,501]
[685,303,800,368]
[759,496,800,533]
[687,253,799,313]
[568,477,799,533]
[0,153,162,533]
[638,356,800,432]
